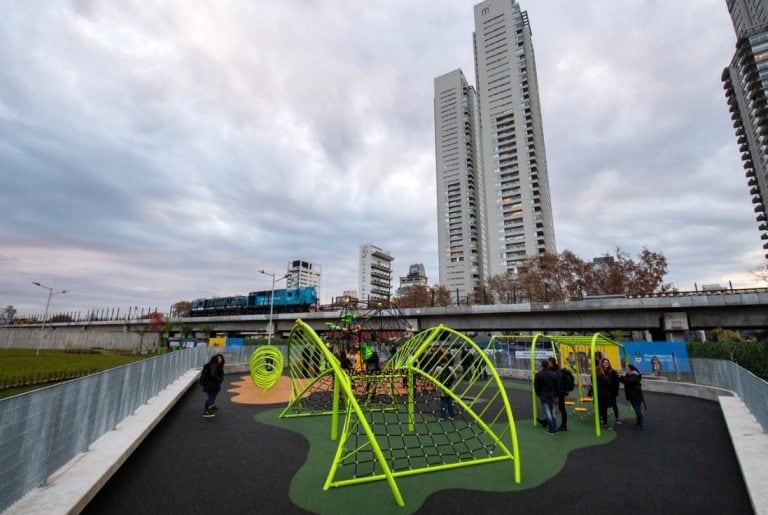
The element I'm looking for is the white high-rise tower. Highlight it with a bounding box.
[474,0,556,276]
[434,69,487,302]
[435,1,556,301]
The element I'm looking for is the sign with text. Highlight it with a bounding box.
[622,341,689,374]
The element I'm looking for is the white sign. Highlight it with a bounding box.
[663,312,689,330]
[515,350,554,359]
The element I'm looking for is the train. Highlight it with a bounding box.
[190,286,318,317]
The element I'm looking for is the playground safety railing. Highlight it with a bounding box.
[0,346,215,513]
[688,357,768,433]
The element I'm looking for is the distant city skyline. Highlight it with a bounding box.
[1,1,765,314]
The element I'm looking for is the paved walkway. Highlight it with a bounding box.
[74,374,756,515]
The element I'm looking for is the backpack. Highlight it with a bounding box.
[561,368,575,392]
[199,363,210,387]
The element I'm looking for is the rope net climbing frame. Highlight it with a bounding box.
[280,320,521,507]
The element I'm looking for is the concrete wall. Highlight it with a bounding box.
[0,326,159,351]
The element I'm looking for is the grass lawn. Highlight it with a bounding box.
[0,348,148,399]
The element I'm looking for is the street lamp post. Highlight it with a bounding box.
[32,281,68,357]
[257,270,287,345]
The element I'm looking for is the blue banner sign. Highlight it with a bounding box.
[622,341,689,374]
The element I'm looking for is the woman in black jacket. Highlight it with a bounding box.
[619,364,645,429]
[596,358,620,428]
[201,353,225,418]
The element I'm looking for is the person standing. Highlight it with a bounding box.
[435,354,457,421]
[548,357,568,432]
[201,353,225,418]
[596,358,620,428]
[620,364,645,429]
[534,359,559,434]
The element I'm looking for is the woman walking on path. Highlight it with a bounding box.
[620,364,645,429]
[200,353,225,418]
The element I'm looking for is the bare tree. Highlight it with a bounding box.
[750,263,768,284]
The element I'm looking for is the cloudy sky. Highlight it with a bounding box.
[1,0,765,316]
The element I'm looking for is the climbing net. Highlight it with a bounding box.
[281,320,520,507]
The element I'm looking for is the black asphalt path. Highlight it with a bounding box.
[83,376,753,515]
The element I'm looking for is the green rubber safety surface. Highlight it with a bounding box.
[255,405,621,514]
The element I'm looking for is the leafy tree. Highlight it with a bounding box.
[486,273,518,304]
[160,321,175,351]
[171,301,192,318]
[398,285,455,308]
[398,284,432,308]
[710,328,741,343]
[511,247,672,301]
[687,330,768,379]
[180,323,193,345]
[199,324,214,340]
[147,312,166,351]
[433,285,452,307]
[517,252,569,302]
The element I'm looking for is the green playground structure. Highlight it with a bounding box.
[279,320,521,507]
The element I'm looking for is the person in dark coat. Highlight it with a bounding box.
[596,358,620,428]
[534,359,559,434]
[200,353,225,418]
[548,357,568,431]
[620,364,645,429]
[435,353,457,421]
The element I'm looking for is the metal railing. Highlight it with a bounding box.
[689,358,768,433]
[1,345,765,513]
[0,347,215,513]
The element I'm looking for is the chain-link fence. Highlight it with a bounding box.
[0,346,215,513]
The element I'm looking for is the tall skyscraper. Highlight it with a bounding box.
[434,69,487,301]
[434,0,556,300]
[474,0,556,276]
[722,0,768,258]
[358,244,394,302]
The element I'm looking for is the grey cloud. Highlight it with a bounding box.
[1,0,763,315]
